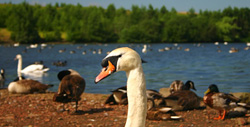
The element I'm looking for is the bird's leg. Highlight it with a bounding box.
[221,110,226,120]
[62,103,65,111]
[75,100,78,113]
[213,110,222,120]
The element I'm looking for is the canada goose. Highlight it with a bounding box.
[15,54,49,74]
[203,84,242,120]
[8,79,53,94]
[53,69,85,113]
[170,80,196,94]
[95,47,147,127]
[0,68,5,86]
[163,90,200,111]
[13,76,26,81]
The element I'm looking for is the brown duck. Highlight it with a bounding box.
[170,80,196,94]
[163,90,200,111]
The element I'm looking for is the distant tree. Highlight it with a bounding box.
[1,3,250,43]
[187,8,196,17]
[216,16,241,41]
[162,15,192,42]
[106,4,116,20]
[6,2,40,43]
[37,4,61,41]
[63,4,87,42]
[0,4,11,28]
[160,5,168,14]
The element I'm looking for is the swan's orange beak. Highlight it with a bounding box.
[95,61,116,84]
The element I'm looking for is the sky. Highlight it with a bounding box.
[1,0,250,12]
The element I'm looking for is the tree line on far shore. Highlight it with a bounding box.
[0,2,250,44]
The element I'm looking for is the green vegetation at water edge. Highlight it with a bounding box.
[0,2,250,44]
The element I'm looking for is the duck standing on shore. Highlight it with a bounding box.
[203,84,241,120]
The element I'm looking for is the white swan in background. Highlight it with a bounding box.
[15,54,49,75]
[142,44,147,53]
[95,47,147,127]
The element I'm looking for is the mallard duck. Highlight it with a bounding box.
[163,90,200,111]
[203,84,241,120]
[53,69,85,113]
[105,86,128,105]
[105,86,164,110]
[170,80,196,94]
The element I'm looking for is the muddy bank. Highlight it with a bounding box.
[0,89,249,127]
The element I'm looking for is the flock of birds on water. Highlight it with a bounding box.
[1,42,250,126]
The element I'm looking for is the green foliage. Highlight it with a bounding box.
[216,16,241,41]
[6,2,40,43]
[0,4,11,28]
[1,3,250,43]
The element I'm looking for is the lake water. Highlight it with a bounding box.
[1,43,250,97]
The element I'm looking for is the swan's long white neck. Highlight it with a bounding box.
[17,57,22,79]
[125,66,147,127]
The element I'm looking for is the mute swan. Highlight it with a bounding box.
[15,54,49,74]
[53,69,85,113]
[142,45,147,53]
[95,47,147,127]
[170,80,196,94]
[8,79,53,94]
[203,84,241,120]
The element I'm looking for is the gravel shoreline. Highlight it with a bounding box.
[0,89,249,127]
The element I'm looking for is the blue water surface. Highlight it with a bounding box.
[0,43,250,97]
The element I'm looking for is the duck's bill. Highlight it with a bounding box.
[95,61,115,84]
[204,89,210,95]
